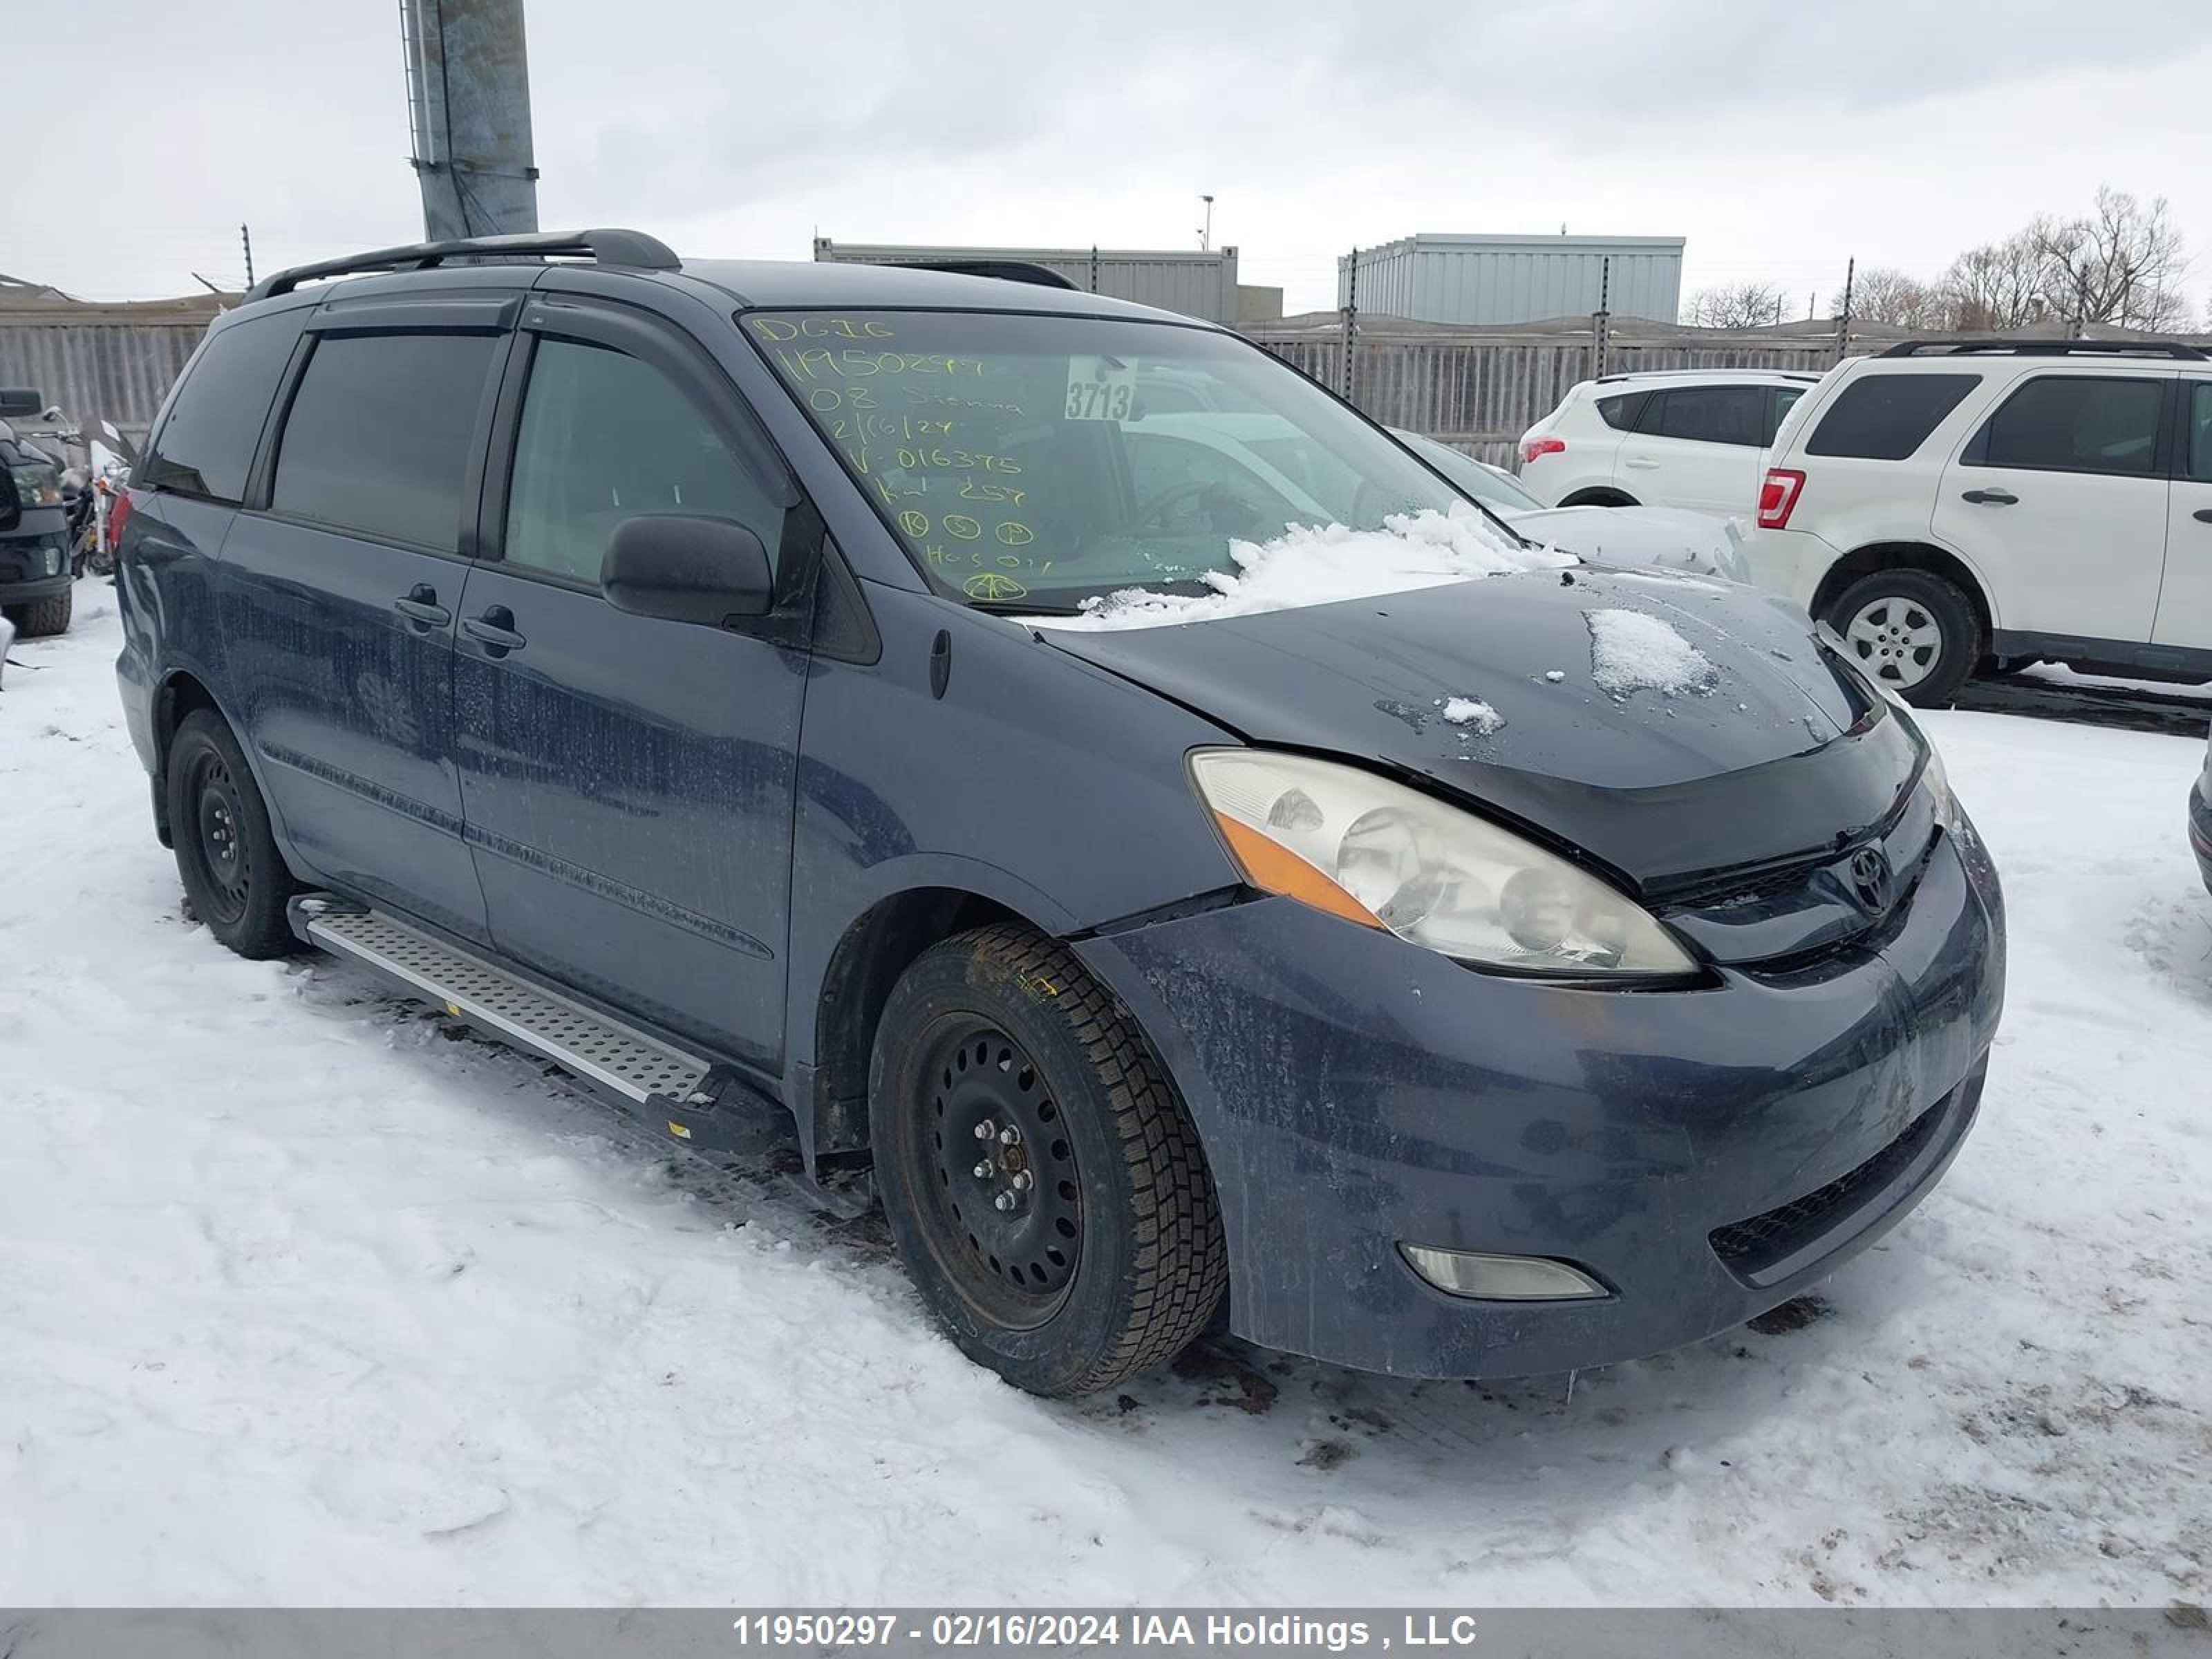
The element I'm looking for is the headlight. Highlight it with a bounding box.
[1188,749,1698,980]
[9,466,62,509]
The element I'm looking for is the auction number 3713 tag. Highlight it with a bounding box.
[1064,355,1137,421]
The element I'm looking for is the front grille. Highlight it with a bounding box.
[1709,1090,1954,1280]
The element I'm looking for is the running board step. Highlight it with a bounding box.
[295,897,716,1107]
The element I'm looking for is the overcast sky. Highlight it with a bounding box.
[17,0,2212,319]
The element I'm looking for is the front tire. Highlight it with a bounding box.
[8,585,72,637]
[870,924,1226,1397]
[1825,568,1980,708]
[166,709,300,959]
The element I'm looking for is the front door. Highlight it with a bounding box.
[1932,371,2173,645]
[451,304,810,1066]
[2154,379,2212,652]
[221,308,511,941]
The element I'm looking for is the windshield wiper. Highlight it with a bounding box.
[966,598,1085,617]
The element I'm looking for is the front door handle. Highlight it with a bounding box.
[462,606,527,655]
[1961,488,2018,506]
[393,584,451,628]
[2194,507,2212,524]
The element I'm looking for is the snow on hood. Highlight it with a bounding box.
[1027,507,1574,632]
[1586,608,1717,698]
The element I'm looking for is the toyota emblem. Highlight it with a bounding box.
[1848,847,1892,913]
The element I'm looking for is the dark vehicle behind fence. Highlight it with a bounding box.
[113,232,2005,1396]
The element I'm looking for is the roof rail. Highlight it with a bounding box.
[1593,368,1826,384]
[1877,337,2209,361]
[890,259,1078,291]
[246,228,679,302]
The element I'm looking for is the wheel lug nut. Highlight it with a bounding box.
[973,1159,993,1179]
[1011,1170,1033,1192]
[994,1191,1016,1212]
[1000,1125,1021,1145]
[973,1120,995,1140]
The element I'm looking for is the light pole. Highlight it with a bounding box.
[1200,194,1214,252]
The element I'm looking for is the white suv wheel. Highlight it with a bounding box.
[1845,598,1945,691]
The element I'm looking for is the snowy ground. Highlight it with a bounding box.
[3,584,2209,1608]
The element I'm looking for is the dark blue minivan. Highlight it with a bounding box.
[114,230,2004,1396]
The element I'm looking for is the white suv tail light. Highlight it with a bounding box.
[1521,435,1566,466]
[1758,467,1806,529]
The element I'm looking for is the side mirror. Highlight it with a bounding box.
[0,466,18,534]
[601,516,774,626]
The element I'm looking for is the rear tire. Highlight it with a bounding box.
[166,709,300,959]
[1824,568,1980,708]
[870,924,1226,1397]
[9,585,72,637]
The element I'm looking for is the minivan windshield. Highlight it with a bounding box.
[749,309,1496,610]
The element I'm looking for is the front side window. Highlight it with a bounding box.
[142,310,302,504]
[748,310,1477,609]
[503,337,783,584]
[1974,375,2164,477]
[1807,373,1980,460]
[270,331,496,550]
[1641,386,1768,447]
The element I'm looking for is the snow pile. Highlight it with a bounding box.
[1034,507,1573,632]
[1586,607,1716,697]
[1437,696,1504,735]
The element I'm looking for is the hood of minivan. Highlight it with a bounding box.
[1036,566,1920,890]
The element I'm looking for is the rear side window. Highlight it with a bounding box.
[503,337,785,584]
[1807,374,1980,460]
[140,312,302,504]
[1594,391,1649,430]
[2188,382,2212,483]
[270,332,498,550]
[1640,386,1767,447]
[1971,375,2164,478]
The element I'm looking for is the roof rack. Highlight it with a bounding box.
[246,228,679,303]
[1877,337,2209,361]
[1593,368,1825,384]
[891,259,1077,291]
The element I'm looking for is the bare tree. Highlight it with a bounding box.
[1939,227,2055,330]
[1683,281,1789,330]
[2033,188,2191,332]
[1832,266,1950,328]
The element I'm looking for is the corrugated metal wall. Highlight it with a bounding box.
[0,319,208,438]
[815,240,1241,324]
[1340,237,1685,326]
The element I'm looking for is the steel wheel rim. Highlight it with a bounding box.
[1845,597,1944,690]
[916,1019,1082,1329]
[189,752,250,924]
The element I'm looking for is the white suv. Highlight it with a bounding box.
[1747,339,2212,705]
[1516,369,1824,515]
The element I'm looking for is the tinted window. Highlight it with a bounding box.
[505,337,784,585]
[142,311,301,503]
[1595,391,1649,431]
[1976,375,2164,477]
[270,332,496,549]
[1644,386,1766,447]
[2188,383,2212,483]
[1763,386,1805,444]
[1808,374,1980,460]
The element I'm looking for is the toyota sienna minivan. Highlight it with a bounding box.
[114,229,2005,1396]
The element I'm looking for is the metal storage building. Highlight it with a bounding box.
[1338,234,1685,326]
[814,238,1241,324]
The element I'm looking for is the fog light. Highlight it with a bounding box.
[46,547,62,576]
[1400,1243,1607,1301]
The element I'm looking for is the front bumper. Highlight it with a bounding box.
[2190,770,2212,896]
[1076,828,2005,1379]
[0,532,71,601]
